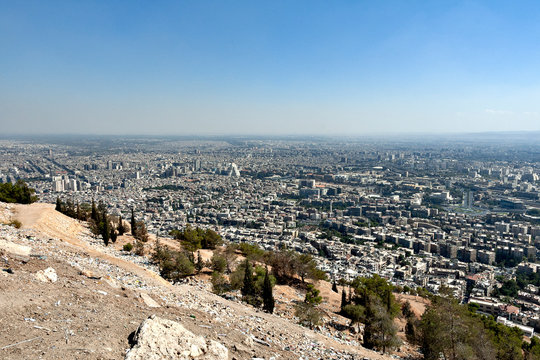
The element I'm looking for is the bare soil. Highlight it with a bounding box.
[0,203,404,359]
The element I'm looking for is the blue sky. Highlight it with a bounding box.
[2,1,540,135]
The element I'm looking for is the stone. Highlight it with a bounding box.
[80,269,101,279]
[125,316,228,360]
[0,239,31,257]
[140,292,160,308]
[243,336,254,348]
[35,267,58,282]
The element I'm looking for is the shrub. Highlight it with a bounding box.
[210,253,227,273]
[8,220,22,229]
[211,271,229,295]
[123,243,133,251]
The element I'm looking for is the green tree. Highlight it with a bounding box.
[0,180,38,204]
[55,197,63,212]
[76,203,82,220]
[91,199,97,221]
[341,304,365,331]
[211,253,227,273]
[419,293,497,360]
[201,229,222,249]
[405,316,417,344]
[101,210,110,246]
[524,336,540,360]
[134,220,149,242]
[241,260,255,299]
[211,271,229,295]
[110,227,117,243]
[195,251,204,273]
[340,288,348,312]
[363,295,401,354]
[117,215,125,235]
[295,284,323,329]
[262,267,275,314]
[304,284,322,306]
[130,208,136,236]
[402,301,413,319]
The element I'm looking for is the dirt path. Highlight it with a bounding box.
[13,203,171,288]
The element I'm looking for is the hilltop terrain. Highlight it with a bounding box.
[0,202,408,359]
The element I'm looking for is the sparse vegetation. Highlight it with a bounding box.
[295,284,323,329]
[7,219,22,228]
[0,180,38,204]
[339,275,401,353]
[170,225,223,252]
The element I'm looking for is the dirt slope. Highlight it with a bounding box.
[14,203,171,288]
[1,202,396,360]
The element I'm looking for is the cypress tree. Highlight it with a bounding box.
[195,251,204,273]
[55,197,62,212]
[340,289,348,312]
[130,208,137,236]
[110,227,117,243]
[117,215,125,235]
[101,208,110,246]
[262,267,274,314]
[241,260,255,298]
[332,279,338,293]
[76,203,81,220]
[91,199,97,221]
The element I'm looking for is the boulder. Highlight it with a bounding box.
[0,239,31,257]
[126,316,228,360]
[35,267,57,282]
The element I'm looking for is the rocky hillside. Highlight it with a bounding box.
[0,202,399,360]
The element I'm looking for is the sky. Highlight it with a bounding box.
[2,1,540,136]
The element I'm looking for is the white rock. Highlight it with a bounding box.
[140,292,160,308]
[0,239,31,257]
[125,316,228,360]
[35,267,57,283]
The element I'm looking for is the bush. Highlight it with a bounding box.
[123,243,133,251]
[210,253,227,273]
[8,220,22,229]
[156,249,195,283]
[211,271,229,295]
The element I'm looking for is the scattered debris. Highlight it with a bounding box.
[0,336,42,350]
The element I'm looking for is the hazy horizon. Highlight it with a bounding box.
[2,1,540,135]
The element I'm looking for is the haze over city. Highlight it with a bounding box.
[2,1,540,135]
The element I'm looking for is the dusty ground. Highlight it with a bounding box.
[1,202,409,359]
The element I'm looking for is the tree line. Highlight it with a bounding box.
[406,286,540,360]
[55,198,148,249]
[0,180,38,204]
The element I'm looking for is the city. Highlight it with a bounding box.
[2,133,539,339]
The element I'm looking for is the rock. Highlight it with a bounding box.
[125,316,228,360]
[80,269,101,279]
[140,292,160,308]
[0,239,31,257]
[35,267,58,282]
[243,336,254,348]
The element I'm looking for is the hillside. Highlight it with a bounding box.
[0,202,400,360]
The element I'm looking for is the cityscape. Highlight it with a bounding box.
[3,1,540,359]
[2,133,539,340]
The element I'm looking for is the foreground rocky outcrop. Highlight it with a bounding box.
[125,315,228,360]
